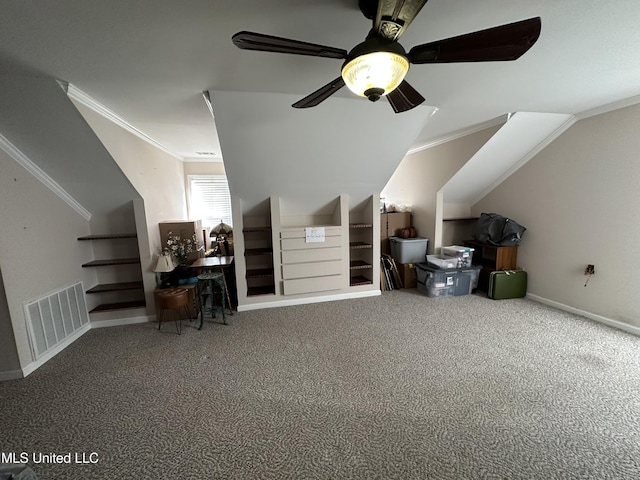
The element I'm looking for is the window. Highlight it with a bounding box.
[187,175,233,231]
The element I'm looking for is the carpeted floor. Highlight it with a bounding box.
[1,290,640,479]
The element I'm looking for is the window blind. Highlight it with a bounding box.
[188,175,233,231]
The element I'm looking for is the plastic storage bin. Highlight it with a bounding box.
[459,266,482,293]
[427,254,459,269]
[441,245,475,268]
[417,281,453,298]
[415,263,475,298]
[389,237,428,264]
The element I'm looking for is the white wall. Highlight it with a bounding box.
[473,104,640,329]
[0,149,93,369]
[382,125,501,254]
[183,161,226,177]
[209,91,436,215]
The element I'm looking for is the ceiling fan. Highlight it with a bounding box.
[232,0,541,113]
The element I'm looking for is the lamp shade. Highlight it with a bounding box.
[154,253,177,273]
[341,51,409,99]
[211,220,233,237]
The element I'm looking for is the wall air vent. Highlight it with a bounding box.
[23,282,90,360]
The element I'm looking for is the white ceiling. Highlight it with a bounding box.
[1,0,640,161]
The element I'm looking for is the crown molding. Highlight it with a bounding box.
[0,133,92,221]
[406,115,507,156]
[66,84,184,161]
[575,94,640,120]
[202,90,215,119]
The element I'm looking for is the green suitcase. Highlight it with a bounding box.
[488,270,527,299]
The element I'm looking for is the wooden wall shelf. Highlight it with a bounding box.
[82,258,141,267]
[350,276,373,286]
[79,233,145,313]
[86,281,143,293]
[246,268,274,279]
[78,233,137,240]
[89,300,146,313]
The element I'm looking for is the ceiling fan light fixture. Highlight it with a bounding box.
[341,51,409,100]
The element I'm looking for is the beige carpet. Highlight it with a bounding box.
[1,290,640,479]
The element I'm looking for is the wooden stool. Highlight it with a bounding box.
[196,272,227,330]
[156,288,190,335]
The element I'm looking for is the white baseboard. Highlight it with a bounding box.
[90,315,155,328]
[21,322,92,378]
[527,293,640,337]
[0,369,24,382]
[238,290,381,312]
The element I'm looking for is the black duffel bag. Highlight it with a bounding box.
[472,213,526,246]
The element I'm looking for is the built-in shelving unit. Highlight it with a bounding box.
[234,194,380,310]
[243,224,275,297]
[349,198,374,287]
[78,233,146,313]
[349,235,373,286]
[442,216,480,247]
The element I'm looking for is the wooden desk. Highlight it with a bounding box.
[190,256,234,314]
[190,256,234,269]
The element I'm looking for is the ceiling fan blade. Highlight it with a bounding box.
[359,0,377,20]
[374,0,430,41]
[292,77,346,109]
[386,80,425,113]
[232,31,348,59]
[409,17,541,64]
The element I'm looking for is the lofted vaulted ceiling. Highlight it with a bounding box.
[1,1,640,162]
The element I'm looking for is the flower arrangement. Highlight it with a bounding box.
[163,231,198,266]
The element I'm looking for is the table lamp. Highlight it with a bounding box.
[210,220,233,255]
[154,252,177,288]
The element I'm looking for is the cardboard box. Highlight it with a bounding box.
[381,212,412,257]
[380,212,411,238]
[159,220,204,263]
[397,263,417,289]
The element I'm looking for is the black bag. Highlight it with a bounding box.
[472,213,526,246]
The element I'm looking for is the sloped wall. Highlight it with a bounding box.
[0,148,93,370]
[0,75,140,216]
[209,90,436,214]
[473,104,640,331]
[382,125,502,254]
